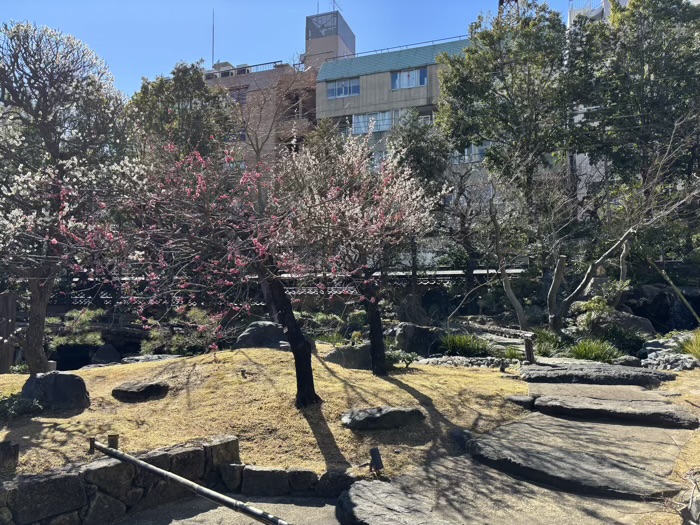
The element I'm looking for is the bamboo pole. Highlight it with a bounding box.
[90,440,291,525]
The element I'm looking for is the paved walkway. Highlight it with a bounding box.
[339,361,699,525]
[116,496,340,525]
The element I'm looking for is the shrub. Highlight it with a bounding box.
[9,364,28,374]
[48,308,105,350]
[569,339,622,363]
[346,310,367,330]
[533,328,564,357]
[386,350,421,369]
[504,347,522,360]
[681,330,700,360]
[600,325,647,355]
[141,308,219,355]
[316,332,345,346]
[0,394,43,420]
[349,331,364,346]
[440,333,492,358]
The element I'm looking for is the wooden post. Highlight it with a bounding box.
[0,293,17,374]
[0,441,19,474]
[107,434,119,450]
[369,447,384,472]
[524,337,536,364]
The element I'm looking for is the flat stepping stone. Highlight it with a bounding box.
[533,395,698,428]
[340,457,661,525]
[528,383,670,402]
[521,362,674,387]
[112,380,169,402]
[337,480,452,525]
[468,413,690,499]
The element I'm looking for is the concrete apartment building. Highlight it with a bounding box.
[316,37,469,157]
[201,11,356,167]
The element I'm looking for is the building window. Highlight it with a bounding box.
[352,111,392,134]
[391,67,428,90]
[327,78,360,99]
[229,87,248,105]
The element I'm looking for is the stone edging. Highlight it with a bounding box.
[0,436,356,525]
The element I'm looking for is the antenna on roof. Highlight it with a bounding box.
[211,9,215,69]
[331,0,342,12]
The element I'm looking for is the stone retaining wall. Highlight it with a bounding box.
[0,435,240,525]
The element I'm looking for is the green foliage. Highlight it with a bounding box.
[600,325,647,356]
[572,297,614,331]
[440,333,493,357]
[48,309,105,350]
[681,331,700,360]
[437,1,568,192]
[312,312,344,330]
[0,394,42,420]
[130,60,238,156]
[141,308,219,356]
[386,108,451,186]
[504,347,522,361]
[316,332,345,346]
[346,310,367,331]
[386,350,421,369]
[349,331,364,346]
[533,328,565,357]
[569,339,622,363]
[9,364,28,374]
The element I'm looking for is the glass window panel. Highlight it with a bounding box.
[327,83,336,99]
[350,78,360,95]
[392,72,400,90]
[419,67,428,86]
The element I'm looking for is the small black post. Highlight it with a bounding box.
[107,434,119,450]
[88,437,96,455]
[369,447,384,473]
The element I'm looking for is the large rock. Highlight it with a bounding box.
[341,406,426,431]
[324,343,372,370]
[79,458,135,504]
[169,446,205,480]
[240,466,289,496]
[20,372,90,411]
[583,310,657,336]
[112,380,169,403]
[288,468,319,494]
[533,395,698,429]
[520,362,674,387]
[234,321,285,349]
[394,323,444,357]
[121,355,181,364]
[219,463,244,493]
[7,471,87,525]
[90,344,121,365]
[82,492,126,525]
[468,412,689,499]
[203,435,240,473]
[315,470,355,498]
[337,480,453,525]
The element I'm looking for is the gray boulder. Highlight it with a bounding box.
[315,470,355,498]
[341,406,426,431]
[288,468,319,494]
[505,395,535,410]
[90,344,121,365]
[521,362,674,388]
[79,458,135,505]
[21,372,90,411]
[612,355,642,367]
[324,343,372,370]
[234,321,285,349]
[583,310,656,336]
[121,354,181,364]
[82,492,126,525]
[219,463,245,492]
[395,323,444,356]
[112,380,169,403]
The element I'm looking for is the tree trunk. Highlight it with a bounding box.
[358,277,388,376]
[490,199,529,330]
[547,256,567,332]
[410,235,418,295]
[0,293,17,373]
[26,275,54,377]
[257,262,321,408]
[612,240,631,309]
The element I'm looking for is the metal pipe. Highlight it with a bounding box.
[92,440,291,525]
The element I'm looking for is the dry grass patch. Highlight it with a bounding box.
[0,346,526,479]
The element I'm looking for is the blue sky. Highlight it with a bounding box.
[3,0,570,95]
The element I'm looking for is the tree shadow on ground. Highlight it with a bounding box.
[300,403,351,471]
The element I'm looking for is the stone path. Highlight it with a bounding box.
[116,495,340,525]
[339,361,699,525]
